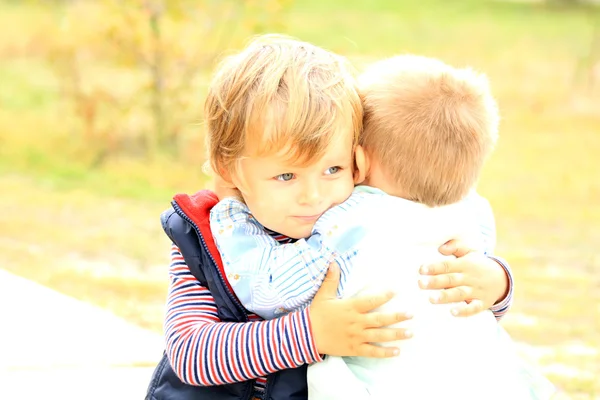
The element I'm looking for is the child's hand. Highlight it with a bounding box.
[418,239,509,317]
[309,263,413,358]
[213,175,243,201]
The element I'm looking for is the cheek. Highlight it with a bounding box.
[332,174,355,200]
[245,186,286,215]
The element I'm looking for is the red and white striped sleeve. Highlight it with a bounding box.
[164,245,322,386]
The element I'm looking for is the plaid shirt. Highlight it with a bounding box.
[210,187,513,320]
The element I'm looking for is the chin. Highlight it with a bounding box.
[286,228,313,240]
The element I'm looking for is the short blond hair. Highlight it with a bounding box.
[205,34,362,177]
[358,55,499,207]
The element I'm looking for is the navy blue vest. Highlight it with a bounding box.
[145,190,309,400]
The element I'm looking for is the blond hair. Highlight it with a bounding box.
[358,55,499,207]
[205,34,362,178]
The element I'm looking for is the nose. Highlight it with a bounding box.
[298,180,322,207]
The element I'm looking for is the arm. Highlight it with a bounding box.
[210,198,340,319]
[471,194,514,319]
[166,244,414,385]
[418,194,514,320]
[165,244,322,386]
[486,255,513,320]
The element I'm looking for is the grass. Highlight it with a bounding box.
[0,174,172,331]
[1,0,599,397]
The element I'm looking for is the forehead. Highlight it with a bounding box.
[243,93,358,160]
[246,130,354,171]
[278,129,353,166]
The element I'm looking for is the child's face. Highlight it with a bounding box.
[232,131,355,239]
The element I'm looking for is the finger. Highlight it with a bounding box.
[438,239,460,255]
[438,239,473,258]
[429,286,473,304]
[451,299,484,317]
[363,327,413,343]
[313,262,339,301]
[355,343,400,358]
[363,311,412,328]
[352,291,395,314]
[419,273,464,290]
[419,257,457,276]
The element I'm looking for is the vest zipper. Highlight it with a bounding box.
[172,201,250,320]
[172,201,272,400]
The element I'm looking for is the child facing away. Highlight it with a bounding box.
[147,34,522,400]
[210,54,555,399]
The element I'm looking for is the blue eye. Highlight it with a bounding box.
[275,173,295,181]
[324,166,340,175]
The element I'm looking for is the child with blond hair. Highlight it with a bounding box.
[148,35,413,400]
[147,34,522,400]
[210,53,554,399]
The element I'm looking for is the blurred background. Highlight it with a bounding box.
[1,0,598,397]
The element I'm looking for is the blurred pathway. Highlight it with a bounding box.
[0,269,163,399]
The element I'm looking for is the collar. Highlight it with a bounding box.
[171,190,235,294]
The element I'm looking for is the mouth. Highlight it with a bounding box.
[292,214,322,223]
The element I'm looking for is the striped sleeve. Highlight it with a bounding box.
[471,193,514,321]
[164,245,322,386]
[487,255,514,321]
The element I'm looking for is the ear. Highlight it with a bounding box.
[353,145,369,184]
